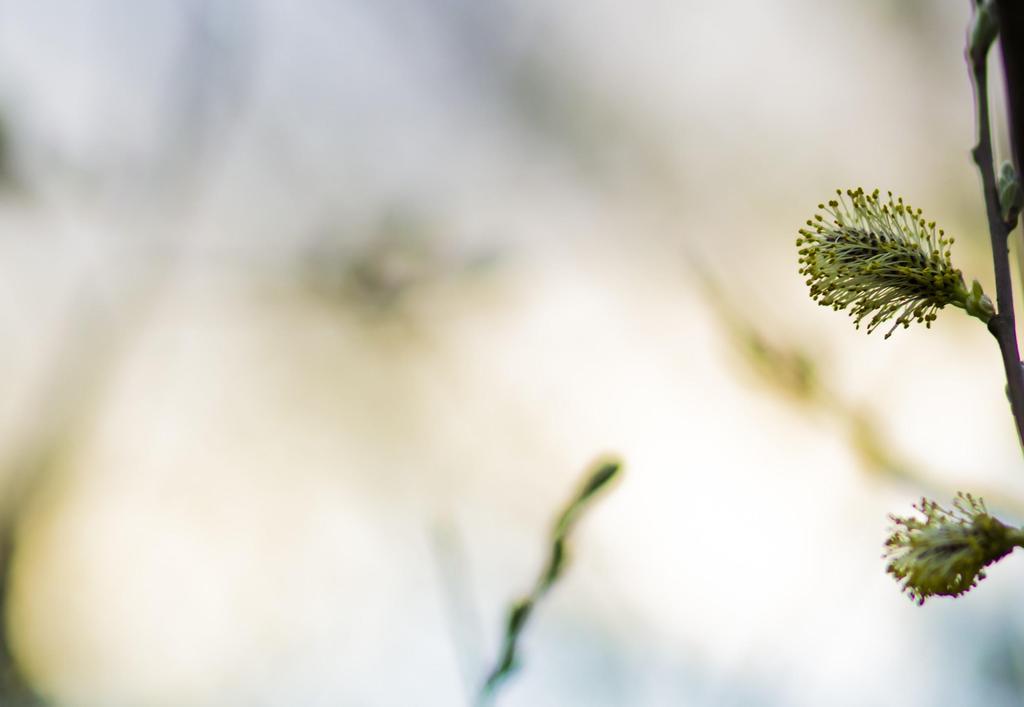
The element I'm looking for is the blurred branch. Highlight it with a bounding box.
[693,260,1024,515]
[303,207,501,324]
[479,458,621,705]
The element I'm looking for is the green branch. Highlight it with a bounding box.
[478,458,622,705]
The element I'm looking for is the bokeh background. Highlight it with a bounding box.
[1,1,1024,705]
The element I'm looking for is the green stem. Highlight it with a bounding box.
[479,459,621,705]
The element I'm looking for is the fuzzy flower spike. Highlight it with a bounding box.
[885,494,1024,604]
[797,188,993,337]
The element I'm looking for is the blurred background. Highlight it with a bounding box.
[0,1,1023,705]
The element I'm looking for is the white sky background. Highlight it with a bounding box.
[0,1,1023,706]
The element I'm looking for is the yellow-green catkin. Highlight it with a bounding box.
[797,188,989,337]
[884,494,1018,604]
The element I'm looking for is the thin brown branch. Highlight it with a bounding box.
[969,5,1024,450]
[996,0,1024,173]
